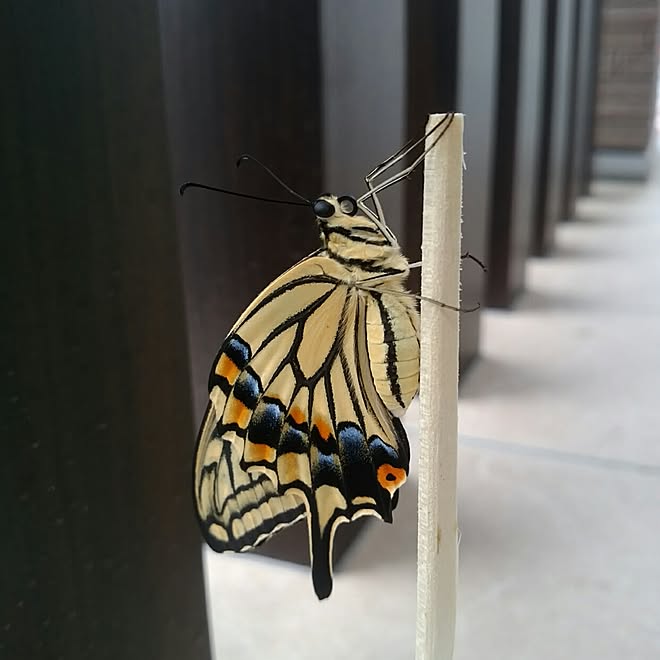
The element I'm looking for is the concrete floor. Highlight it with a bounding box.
[204,156,660,659]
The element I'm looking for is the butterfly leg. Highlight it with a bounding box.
[364,113,453,185]
[406,255,487,272]
[357,114,455,205]
[357,114,454,225]
[362,176,386,225]
[361,133,423,223]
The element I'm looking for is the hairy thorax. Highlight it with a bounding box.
[323,233,420,417]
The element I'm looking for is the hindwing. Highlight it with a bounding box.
[193,255,410,599]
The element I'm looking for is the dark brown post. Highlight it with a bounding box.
[487,0,524,308]
[578,0,603,194]
[487,0,548,307]
[1,3,212,659]
[532,0,580,255]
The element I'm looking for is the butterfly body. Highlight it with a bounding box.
[194,193,420,599]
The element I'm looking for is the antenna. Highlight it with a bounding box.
[179,182,309,207]
[236,154,310,204]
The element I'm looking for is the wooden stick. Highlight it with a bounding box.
[415,113,464,660]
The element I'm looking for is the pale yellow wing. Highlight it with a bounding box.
[193,254,410,599]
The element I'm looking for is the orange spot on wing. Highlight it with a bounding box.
[377,464,406,492]
[313,417,332,441]
[245,441,276,463]
[224,397,251,428]
[216,354,240,385]
[289,407,306,425]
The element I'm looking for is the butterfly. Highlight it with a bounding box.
[191,114,456,599]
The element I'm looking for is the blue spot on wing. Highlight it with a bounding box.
[337,423,366,462]
[233,369,261,408]
[316,452,338,475]
[313,449,342,489]
[250,400,284,446]
[280,424,308,453]
[369,436,399,463]
[225,336,251,369]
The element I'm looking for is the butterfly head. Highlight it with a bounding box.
[312,194,400,259]
[312,194,359,220]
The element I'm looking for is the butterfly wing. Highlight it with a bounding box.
[194,255,410,599]
[195,401,308,551]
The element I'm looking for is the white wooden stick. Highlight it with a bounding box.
[416,113,464,660]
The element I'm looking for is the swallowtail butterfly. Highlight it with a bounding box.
[192,114,455,599]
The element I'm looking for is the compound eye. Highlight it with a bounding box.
[312,199,335,218]
[338,196,358,216]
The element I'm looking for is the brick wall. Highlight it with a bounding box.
[594,0,659,150]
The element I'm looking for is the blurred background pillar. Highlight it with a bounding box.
[532,0,581,255]
[568,0,603,201]
[406,0,497,369]
[487,0,548,307]
[487,0,603,305]
[320,0,407,240]
[158,0,322,416]
[455,0,500,362]
[1,3,212,658]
